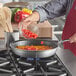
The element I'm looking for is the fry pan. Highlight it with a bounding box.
[6,32,69,58]
[10,39,58,58]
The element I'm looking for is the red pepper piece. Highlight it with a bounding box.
[32,34,38,39]
[27,47,32,50]
[30,47,36,50]
[22,29,27,35]
[22,29,32,38]
[28,34,33,38]
[26,30,30,36]
[27,31,33,38]
[34,34,38,39]
[22,32,28,38]
[27,46,37,50]
[14,11,24,23]
[41,41,44,44]
[22,29,28,35]
[26,30,33,38]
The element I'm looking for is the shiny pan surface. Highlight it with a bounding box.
[10,39,58,58]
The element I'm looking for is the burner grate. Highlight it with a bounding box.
[0,50,72,76]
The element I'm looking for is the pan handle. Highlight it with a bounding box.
[58,39,70,48]
[59,39,70,44]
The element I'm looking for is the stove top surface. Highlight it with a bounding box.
[0,50,72,76]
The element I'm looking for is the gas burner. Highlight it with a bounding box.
[0,50,72,76]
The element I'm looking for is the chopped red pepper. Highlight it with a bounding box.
[32,34,38,39]
[21,29,38,39]
[22,32,28,38]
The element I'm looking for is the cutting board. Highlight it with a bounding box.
[0,21,52,39]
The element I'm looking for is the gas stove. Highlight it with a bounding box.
[0,50,72,76]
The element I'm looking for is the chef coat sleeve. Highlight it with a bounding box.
[35,0,68,22]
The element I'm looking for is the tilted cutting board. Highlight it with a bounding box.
[0,21,52,39]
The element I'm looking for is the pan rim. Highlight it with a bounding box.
[10,40,58,58]
[10,39,58,52]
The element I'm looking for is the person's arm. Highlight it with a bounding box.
[35,0,68,22]
[22,0,69,26]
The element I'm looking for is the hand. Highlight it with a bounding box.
[69,33,76,43]
[22,11,40,26]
